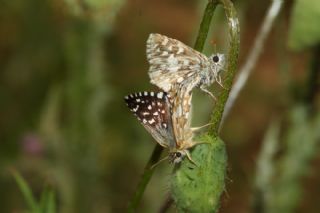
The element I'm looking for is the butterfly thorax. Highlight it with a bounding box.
[198,65,213,87]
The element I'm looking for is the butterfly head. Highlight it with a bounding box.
[169,150,186,164]
[209,53,225,85]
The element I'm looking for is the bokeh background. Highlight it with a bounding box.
[1,0,320,212]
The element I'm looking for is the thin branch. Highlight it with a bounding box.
[127,144,163,212]
[220,0,283,129]
[194,0,219,52]
[208,0,240,135]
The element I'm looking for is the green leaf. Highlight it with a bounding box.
[288,0,320,50]
[12,170,39,213]
[40,187,56,213]
[171,135,227,213]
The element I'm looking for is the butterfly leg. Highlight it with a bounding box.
[216,74,226,89]
[185,150,198,166]
[150,156,169,169]
[191,123,213,132]
[182,140,214,165]
[200,85,217,101]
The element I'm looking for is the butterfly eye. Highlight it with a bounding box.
[212,55,219,63]
[175,152,182,157]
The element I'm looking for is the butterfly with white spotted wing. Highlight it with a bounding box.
[124,91,196,164]
[146,34,225,156]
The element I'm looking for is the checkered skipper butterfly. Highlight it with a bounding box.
[124,91,195,164]
[146,34,224,154]
[146,33,225,100]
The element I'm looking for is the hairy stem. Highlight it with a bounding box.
[208,0,240,135]
[194,0,219,52]
[220,0,283,128]
[127,144,163,212]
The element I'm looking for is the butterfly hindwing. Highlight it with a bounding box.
[124,91,176,149]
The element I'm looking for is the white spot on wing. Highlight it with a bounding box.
[147,105,152,110]
[157,92,163,99]
[177,77,184,83]
[183,60,190,66]
[162,51,168,56]
[167,54,178,65]
[177,47,184,54]
[162,37,168,45]
[168,67,179,72]
[133,105,139,112]
[148,119,155,124]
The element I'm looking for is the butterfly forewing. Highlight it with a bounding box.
[146,33,208,92]
[124,91,176,149]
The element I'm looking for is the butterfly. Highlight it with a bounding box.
[124,91,196,164]
[146,33,224,154]
[146,33,225,100]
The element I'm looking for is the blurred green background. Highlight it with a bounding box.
[0,0,320,212]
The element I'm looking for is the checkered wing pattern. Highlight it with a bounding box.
[124,91,176,149]
[170,88,194,149]
[146,33,208,92]
[146,33,226,150]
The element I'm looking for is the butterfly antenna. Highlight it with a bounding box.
[210,39,218,53]
[215,71,226,89]
[191,123,213,132]
[150,156,169,170]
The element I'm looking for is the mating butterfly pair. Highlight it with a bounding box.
[125,34,225,164]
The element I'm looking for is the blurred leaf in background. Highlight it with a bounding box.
[13,170,56,213]
[288,0,320,50]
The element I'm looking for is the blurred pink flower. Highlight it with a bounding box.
[21,133,44,156]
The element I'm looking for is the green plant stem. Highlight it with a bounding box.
[127,1,220,212]
[221,0,283,128]
[194,0,219,52]
[127,144,163,212]
[209,0,240,135]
